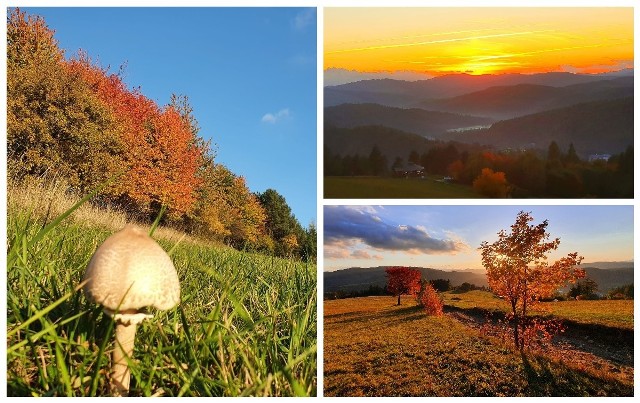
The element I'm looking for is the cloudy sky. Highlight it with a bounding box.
[323,205,633,272]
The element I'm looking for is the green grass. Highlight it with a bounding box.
[324,296,632,397]
[324,176,481,198]
[443,290,633,330]
[6,184,317,396]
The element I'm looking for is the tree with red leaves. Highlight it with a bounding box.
[385,267,421,306]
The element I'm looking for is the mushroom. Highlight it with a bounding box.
[82,224,180,396]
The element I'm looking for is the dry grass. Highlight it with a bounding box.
[7,175,213,247]
[324,296,633,397]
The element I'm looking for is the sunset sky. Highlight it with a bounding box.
[323,205,633,272]
[324,8,633,77]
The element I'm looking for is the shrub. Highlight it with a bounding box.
[417,281,443,316]
[607,284,633,300]
[472,168,510,198]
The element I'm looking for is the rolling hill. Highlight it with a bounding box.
[324,71,625,108]
[441,97,633,156]
[418,77,633,119]
[324,263,633,294]
[324,266,488,293]
[325,103,493,138]
[324,124,438,160]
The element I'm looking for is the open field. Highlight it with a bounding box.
[442,290,634,330]
[324,296,633,396]
[324,176,481,198]
[6,183,317,396]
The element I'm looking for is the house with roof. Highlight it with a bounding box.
[393,163,425,178]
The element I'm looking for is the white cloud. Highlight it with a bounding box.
[261,108,291,124]
[293,8,315,31]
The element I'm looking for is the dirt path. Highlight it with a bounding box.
[445,307,634,384]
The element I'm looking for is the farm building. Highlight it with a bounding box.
[393,163,425,178]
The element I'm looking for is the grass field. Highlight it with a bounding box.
[6,182,317,397]
[324,296,633,397]
[442,290,634,330]
[324,176,481,198]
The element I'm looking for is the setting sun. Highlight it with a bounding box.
[325,8,633,76]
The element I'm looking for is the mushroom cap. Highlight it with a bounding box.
[83,224,180,313]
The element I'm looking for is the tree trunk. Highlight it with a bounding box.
[513,316,520,349]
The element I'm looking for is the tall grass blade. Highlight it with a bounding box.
[7,281,87,339]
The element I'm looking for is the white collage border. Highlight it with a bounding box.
[1,0,638,398]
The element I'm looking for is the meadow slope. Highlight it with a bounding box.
[324,296,632,397]
[6,183,317,397]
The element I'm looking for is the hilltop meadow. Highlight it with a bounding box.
[324,294,632,397]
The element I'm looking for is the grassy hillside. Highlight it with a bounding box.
[324,296,632,396]
[324,176,481,199]
[6,182,317,396]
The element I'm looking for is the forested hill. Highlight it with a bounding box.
[442,97,633,156]
[325,103,492,138]
[324,266,488,293]
[418,76,632,120]
[324,71,628,107]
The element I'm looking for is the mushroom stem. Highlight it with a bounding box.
[111,322,137,396]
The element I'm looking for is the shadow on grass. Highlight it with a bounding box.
[325,304,424,327]
[520,352,632,396]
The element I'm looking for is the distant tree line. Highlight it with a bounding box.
[323,279,487,300]
[561,277,633,301]
[7,9,316,262]
[325,139,633,198]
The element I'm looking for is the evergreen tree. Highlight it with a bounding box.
[368,145,387,176]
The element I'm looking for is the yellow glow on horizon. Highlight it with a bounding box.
[324,8,633,76]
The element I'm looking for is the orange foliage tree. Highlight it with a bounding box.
[447,159,465,181]
[191,162,269,249]
[479,211,584,349]
[67,55,205,217]
[385,267,421,305]
[473,168,510,198]
[7,9,122,189]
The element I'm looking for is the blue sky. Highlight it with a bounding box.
[324,205,634,272]
[22,7,317,227]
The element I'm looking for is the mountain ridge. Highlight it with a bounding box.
[324,71,631,107]
[324,263,633,294]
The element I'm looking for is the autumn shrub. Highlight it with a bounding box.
[472,168,510,197]
[417,281,443,316]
